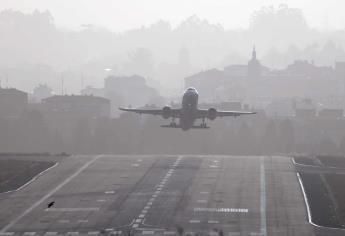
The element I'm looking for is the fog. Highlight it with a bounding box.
[0,2,345,156]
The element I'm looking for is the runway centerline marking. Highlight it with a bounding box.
[260,158,267,236]
[131,156,183,229]
[0,155,103,233]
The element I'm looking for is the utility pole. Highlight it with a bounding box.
[61,73,64,96]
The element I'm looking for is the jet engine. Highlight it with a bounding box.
[207,108,217,120]
[162,106,172,119]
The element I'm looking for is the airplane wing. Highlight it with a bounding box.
[197,109,256,118]
[119,107,181,117]
[216,111,257,117]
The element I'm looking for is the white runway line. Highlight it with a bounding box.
[163,231,176,235]
[46,207,99,212]
[0,155,102,233]
[207,220,219,224]
[45,232,58,235]
[78,220,88,223]
[23,232,36,235]
[142,231,155,234]
[87,232,99,235]
[2,163,59,194]
[58,220,70,223]
[105,191,115,194]
[260,158,267,236]
[189,220,201,223]
[197,199,207,203]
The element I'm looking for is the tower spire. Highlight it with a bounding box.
[252,45,257,60]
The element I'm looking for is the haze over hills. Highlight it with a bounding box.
[1,4,345,95]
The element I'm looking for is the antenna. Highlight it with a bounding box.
[61,73,64,95]
[81,72,84,94]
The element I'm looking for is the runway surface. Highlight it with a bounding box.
[0,155,314,235]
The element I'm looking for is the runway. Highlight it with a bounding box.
[0,155,314,235]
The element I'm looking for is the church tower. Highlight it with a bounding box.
[247,46,262,80]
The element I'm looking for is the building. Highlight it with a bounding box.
[185,47,343,105]
[0,87,28,118]
[104,75,159,114]
[42,95,110,118]
[247,46,262,80]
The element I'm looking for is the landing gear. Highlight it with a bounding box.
[200,117,207,128]
[170,117,177,127]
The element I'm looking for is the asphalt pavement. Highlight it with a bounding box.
[0,155,314,235]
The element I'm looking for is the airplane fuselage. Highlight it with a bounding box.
[180,88,199,130]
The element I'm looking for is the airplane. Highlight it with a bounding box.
[119,87,256,131]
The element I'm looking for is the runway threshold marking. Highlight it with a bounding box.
[260,158,267,236]
[0,155,102,233]
[132,156,183,229]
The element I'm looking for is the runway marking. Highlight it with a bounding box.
[209,165,219,168]
[200,191,209,194]
[110,231,122,235]
[105,191,115,194]
[45,232,58,235]
[78,220,88,223]
[0,155,103,233]
[163,231,176,235]
[97,199,106,202]
[23,232,36,235]
[142,231,155,234]
[132,164,140,167]
[194,207,248,213]
[105,228,114,231]
[0,233,14,236]
[228,233,241,236]
[58,220,70,223]
[189,220,201,223]
[260,158,267,236]
[208,220,219,224]
[197,199,207,203]
[131,156,183,229]
[87,232,99,235]
[46,207,99,212]
[2,162,59,194]
[66,232,78,235]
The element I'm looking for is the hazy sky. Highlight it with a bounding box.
[1,0,343,31]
